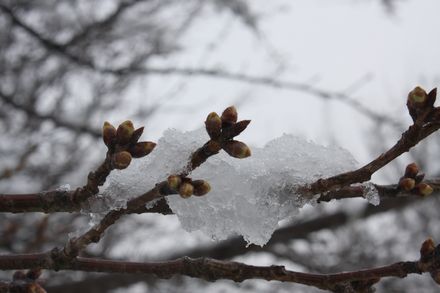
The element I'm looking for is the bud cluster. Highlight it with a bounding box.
[204,106,251,159]
[419,238,440,285]
[167,175,211,199]
[102,121,156,170]
[398,163,433,196]
[407,86,437,122]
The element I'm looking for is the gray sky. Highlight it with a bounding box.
[135,0,440,174]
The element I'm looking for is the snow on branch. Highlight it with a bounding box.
[0,87,440,292]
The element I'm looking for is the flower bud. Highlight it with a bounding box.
[130,127,144,144]
[205,112,222,139]
[112,151,132,169]
[206,140,222,153]
[427,88,437,108]
[408,86,427,105]
[116,120,134,145]
[222,120,251,139]
[129,141,156,158]
[222,140,251,159]
[404,163,419,178]
[192,180,211,196]
[420,237,435,262]
[399,178,415,191]
[221,106,238,124]
[102,122,116,147]
[179,182,194,198]
[416,183,433,196]
[167,175,182,190]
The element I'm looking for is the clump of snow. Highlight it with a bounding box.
[87,128,358,246]
[57,184,71,192]
[363,183,380,206]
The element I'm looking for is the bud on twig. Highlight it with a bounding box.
[399,177,415,191]
[408,86,427,105]
[222,140,251,158]
[205,112,222,139]
[404,163,419,178]
[129,142,156,158]
[192,180,211,196]
[179,182,194,198]
[222,120,251,139]
[112,151,132,169]
[427,88,437,108]
[167,175,182,190]
[130,127,144,144]
[221,106,238,125]
[416,183,433,196]
[207,140,222,153]
[116,120,134,145]
[102,122,116,147]
[420,237,435,262]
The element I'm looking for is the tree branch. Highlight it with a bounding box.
[1,239,439,292]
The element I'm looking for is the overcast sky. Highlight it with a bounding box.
[112,0,440,185]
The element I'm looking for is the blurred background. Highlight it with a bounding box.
[1,0,440,292]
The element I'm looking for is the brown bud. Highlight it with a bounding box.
[192,180,211,196]
[420,237,435,262]
[130,127,144,144]
[399,177,415,191]
[129,141,156,158]
[26,268,42,280]
[112,151,132,169]
[167,175,182,190]
[205,112,222,139]
[179,182,194,198]
[13,270,26,280]
[408,86,428,105]
[27,283,47,293]
[222,140,251,159]
[206,140,222,153]
[427,88,437,108]
[416,183,433,196]
[221,106,238,124]
[102,121,116,147]
[222,120,251,139]
[116,120,134,145]
[431,270,440,285]
[404,163,419,178]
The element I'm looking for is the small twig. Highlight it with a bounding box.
[1,238,440,292]
[63,107,251,257]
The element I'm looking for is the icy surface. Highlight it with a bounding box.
[57,184,71,192]
[363,183,380,206]
[91,128,358,246]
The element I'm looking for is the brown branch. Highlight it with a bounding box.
[43,197,420,293]
[306,112,440,196]
[1,240,439,292]
[63,108,250,257]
